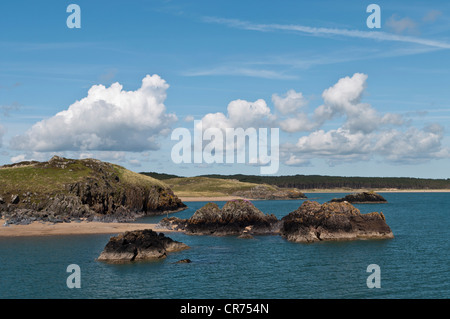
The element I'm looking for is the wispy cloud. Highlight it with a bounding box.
[204,16,450,49]
[183,66,298,80]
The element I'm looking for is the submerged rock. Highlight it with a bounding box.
[97,229,189,262]
[175,259,192,264]
[329,191,387,204]
[280,201,394,243]
[159,199,279,236]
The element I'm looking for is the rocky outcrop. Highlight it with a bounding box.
[0,156,186,225]
[97,229,189,262]
[231,185,306,200]
[157,199,394,243]
[329,191,387,204]
[159,199,279,236]
[280,201,394,243]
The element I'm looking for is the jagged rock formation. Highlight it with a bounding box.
[0,156,186,225]
[231,184,306,200]
[159,199,279,236]
[280,201,394,243]
[97,229,189,262]
[329,191,387,204]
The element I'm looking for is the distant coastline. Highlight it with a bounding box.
[179,188,450,202]
[297,188,450,193]
[2,189,448,237]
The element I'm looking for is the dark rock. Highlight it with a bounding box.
[237,232,254,239]
[10,195,20,204]
[329,191,387,204]
[175,259,192,264]
[280,201,394,243]
[158,199,279,236]
[97,229,189,262]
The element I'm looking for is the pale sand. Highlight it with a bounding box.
[180,196,249,202]
[0,218,173,237]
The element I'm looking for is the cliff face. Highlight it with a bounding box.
[0,156,186,224]
[280,201,394,243]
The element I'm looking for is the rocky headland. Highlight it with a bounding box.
[97,229,189,262]
[280,201,394,243]
[0,156,186,225]
[329,191,387,204]
[158,199,279,236]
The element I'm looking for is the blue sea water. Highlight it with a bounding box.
[0,192,448,299]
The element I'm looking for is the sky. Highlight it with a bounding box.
[1,0,450,178]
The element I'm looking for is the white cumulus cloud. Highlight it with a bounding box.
[11,74,177,152]
[272,89,308,115]
[281,73,449,165]
[199,98,275,130]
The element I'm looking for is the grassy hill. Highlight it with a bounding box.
[0,156,184,224]
[160,176,306,199]
[142,171,450,193]
[1,156,167,199]
[162,176,274,198]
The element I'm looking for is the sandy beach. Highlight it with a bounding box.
[0,218,173,237]
[179,196,250,202]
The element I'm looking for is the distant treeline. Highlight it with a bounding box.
[141,172,450,190]
[141,172,180,180]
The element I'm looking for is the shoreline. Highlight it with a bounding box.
[179,189,450,202]
[1,189,448,237]
[301,188,450,193]
[0,219,173,238]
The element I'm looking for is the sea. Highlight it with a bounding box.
[0,192,448,299]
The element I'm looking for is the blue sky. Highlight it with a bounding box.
[1,0,450,178]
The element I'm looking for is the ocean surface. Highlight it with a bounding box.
[0,192,448,299]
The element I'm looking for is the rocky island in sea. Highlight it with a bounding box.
[159,199,279,236]
[280,201,394,243]
[0,156,186,225]
[158,199,394,243]
[329,191,387,203]
[97,229,189,262]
